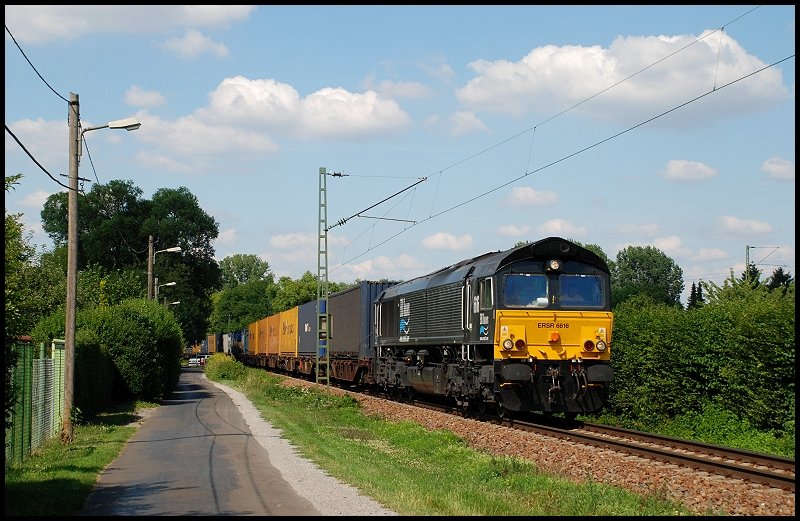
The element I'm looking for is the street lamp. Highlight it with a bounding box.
[64,92,140,442]
[147,234,182,300]
[82,116,141,135]
[167,301,181,306]
[155,280,177,300]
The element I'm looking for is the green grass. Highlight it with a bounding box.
[4,400,158,516]
[10,354,790,516]
[589,404,795,459]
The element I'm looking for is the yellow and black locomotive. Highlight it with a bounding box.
[373,237,613,417]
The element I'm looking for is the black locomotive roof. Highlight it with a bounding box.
[379,237,609,299]
[495,236,609,273]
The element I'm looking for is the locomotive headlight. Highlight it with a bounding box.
[547,259,561,271]
[596,340,607,352]
[502,339,514,350]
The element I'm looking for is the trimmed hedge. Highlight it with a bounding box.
[608,290,795,431]
[31,299,185,410]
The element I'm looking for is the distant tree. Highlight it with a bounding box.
[611,245,684,308]
[703,268,775,304]
[686,281,706,310]
[143,186,222,344]
[5,174,30,429]
[219,254,274,290]
[25,247,68,320]
[209,279,277,332]
[766,267,794,296]
[687,282,698,309]
[41,179,148,270]
[272,272,321,312]
[740,262,762,288]
[272,272,351,313]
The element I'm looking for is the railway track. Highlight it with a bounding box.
[411,399,796,493]
[276,373,795,493]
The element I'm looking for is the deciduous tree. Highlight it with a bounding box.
[611,245,684,308]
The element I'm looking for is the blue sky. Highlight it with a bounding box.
[4,5,795,305]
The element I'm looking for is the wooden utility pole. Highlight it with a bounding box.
[62,92,80,443]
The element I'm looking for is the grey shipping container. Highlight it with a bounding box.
[329,281,394,358]
[297,299,318,355]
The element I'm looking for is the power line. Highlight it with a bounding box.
[328,54,795,275]
[327,7,792,274]
[4,124,71,190]
[327,177,427,231]
[4,24,68,103]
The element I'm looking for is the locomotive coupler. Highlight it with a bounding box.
[545,366,561,405]
[570,362,588,399]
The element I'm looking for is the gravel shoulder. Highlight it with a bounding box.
[207,376,398,516]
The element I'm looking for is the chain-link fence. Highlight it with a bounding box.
[5,339,65,466]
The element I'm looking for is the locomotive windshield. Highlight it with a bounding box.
[502,272,605,309]
[558,274,603,307]
[502,274,548,308]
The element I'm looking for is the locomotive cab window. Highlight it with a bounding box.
[558,274,603,307]
[503,274,548,308]
[479,277,493,309]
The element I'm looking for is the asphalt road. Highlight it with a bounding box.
[78,366,321,516]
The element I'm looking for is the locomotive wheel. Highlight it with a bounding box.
[496,402,509,419]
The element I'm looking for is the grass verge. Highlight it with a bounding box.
[4,401,158,517]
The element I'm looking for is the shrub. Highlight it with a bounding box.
[73,328,116,416]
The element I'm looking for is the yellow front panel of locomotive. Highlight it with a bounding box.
[494,310,612,361]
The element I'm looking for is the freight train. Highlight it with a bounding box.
[217,237,614,417]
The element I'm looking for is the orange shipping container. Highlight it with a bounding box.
[267,314,280,355]
[279,307,299,356]
[257,316,270,355]
[248,321,260,355]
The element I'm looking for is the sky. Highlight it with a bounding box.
[4,5,795,305]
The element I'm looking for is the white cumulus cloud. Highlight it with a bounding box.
[662,159,717,181]
[761,157,795,181]
[422,232,473,251]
